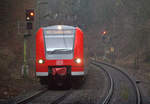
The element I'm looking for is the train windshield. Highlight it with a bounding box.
[43,29,75,56]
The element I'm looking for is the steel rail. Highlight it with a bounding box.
[91,59,141,104]
[91,61,114,104]
[14,87,72,104]
[16,88,47,104]
[50,90,73,104]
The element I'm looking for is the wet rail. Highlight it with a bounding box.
[91,62,114,104]
[15,88,72,104]
[50,90,73,104]
[2,86,73,104]
[16,88,48,104]
[91,59,141,104]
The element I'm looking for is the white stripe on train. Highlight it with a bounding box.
[36,72,84,76]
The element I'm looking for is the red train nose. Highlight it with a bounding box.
[52,67,67,76]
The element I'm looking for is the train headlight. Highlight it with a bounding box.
[58,25,62,30]
[75,58,81,64]
[38,59,44,64]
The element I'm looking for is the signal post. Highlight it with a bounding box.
[22,9,34,77]
[101,30,115,64]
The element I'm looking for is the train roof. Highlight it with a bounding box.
[43,25,76,30]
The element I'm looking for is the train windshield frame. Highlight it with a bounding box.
[43,29,75,59]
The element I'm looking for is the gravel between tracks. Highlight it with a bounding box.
[59,65,108,104]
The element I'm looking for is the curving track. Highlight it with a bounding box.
[3,60,141,104]
[91,60,141,104]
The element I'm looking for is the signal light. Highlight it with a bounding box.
[25,9,34,21]
[30,12,34,16]
[102,31,107,35]
[26,16,30,21]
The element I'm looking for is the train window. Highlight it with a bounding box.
[43,29,75,59]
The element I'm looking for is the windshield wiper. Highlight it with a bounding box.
[48,49,72,54]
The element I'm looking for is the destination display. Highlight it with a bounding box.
[45,30,74,35]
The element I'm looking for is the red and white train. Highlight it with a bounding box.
[36,25,84,85]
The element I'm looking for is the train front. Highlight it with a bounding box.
[36,25,84,82]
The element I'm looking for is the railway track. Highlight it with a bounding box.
[93,62,114,104]
[15,89,72,104]
[91,59,141,104]
[3,86,72,104]
[15,87,48,104]
[2,60,141,104]
[50,90,73,104]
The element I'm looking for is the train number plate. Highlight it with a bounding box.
[56,60,63,65]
